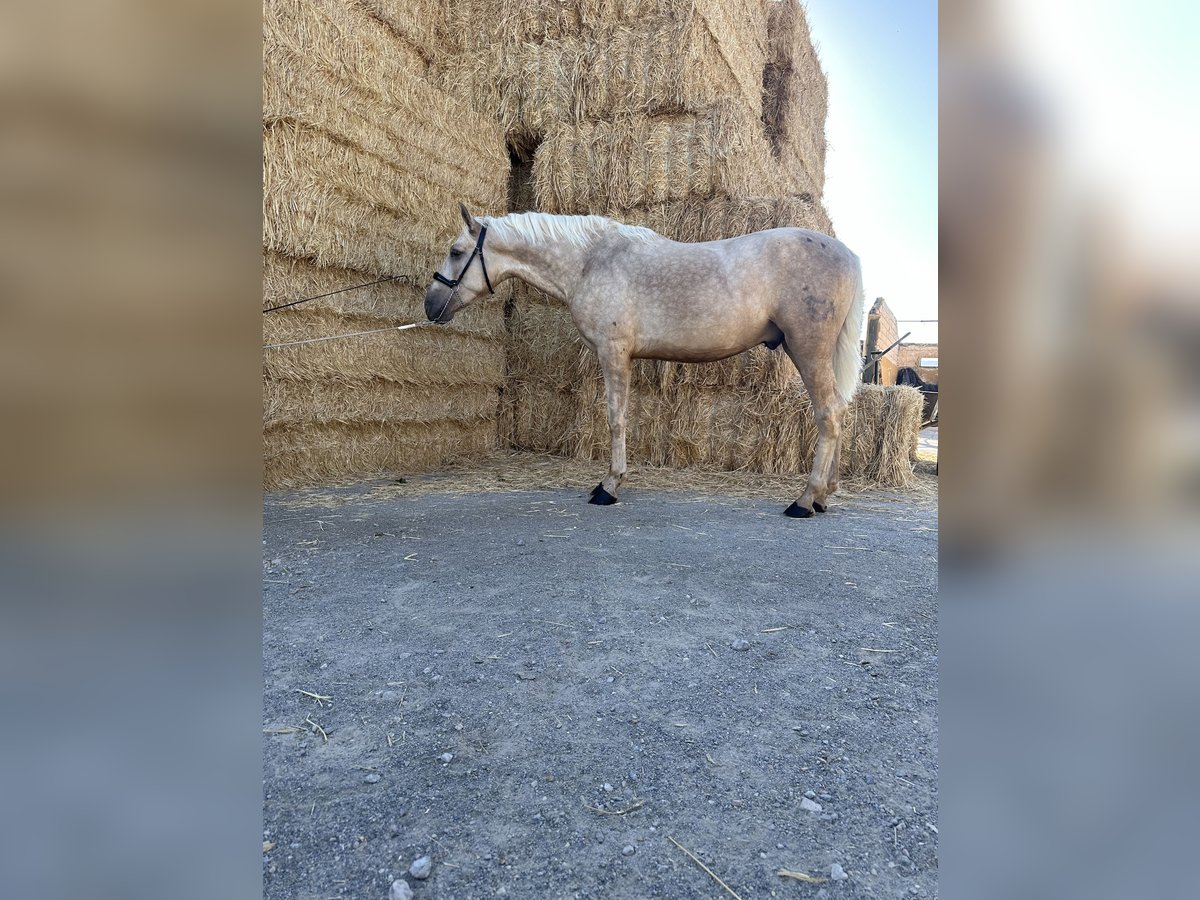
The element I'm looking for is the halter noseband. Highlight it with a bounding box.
[432,224,495,295]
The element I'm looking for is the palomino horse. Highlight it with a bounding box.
[426,204,864,517]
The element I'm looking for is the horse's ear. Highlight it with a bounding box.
[459,202,479,234]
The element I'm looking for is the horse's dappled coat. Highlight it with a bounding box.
[427,208,864,516]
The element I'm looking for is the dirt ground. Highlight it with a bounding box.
[263,463,938,899]
[917,427,938,464]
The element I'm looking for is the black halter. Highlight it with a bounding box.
[433,224,494,295]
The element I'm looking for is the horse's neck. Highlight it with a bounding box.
[502,231,590,303]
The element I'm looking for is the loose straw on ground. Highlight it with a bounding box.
[582,798,644,816]
[667,835,744,900]
[778,868,828,884]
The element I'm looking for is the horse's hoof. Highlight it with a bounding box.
[784,501,813,518]
[813,501,827,513]
[589,485,618,505]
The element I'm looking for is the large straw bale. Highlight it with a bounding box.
[504,290,598,387]
[264,379,498,429]
[761,0,828,190]
[263,121,501,234]
[435,1,772,139]
[264,420,498,489]
[262,44,506,182]
[262,132,504,278]
[264,0,509,176]
[263,1,509,280]
[573,19,756,120]
[575,0,769,88]
[264,309,506,387]
[262,69,506,210]
[354,0,451,61]
[451,0,582,46]
[263,171,440,277]
[532,104,816,213]
[264,0,429,84]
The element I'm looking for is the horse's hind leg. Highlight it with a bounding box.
[589,350,632,505]
[783,347,845,518]
[822,433,842,510]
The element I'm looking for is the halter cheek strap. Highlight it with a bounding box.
[432,224,494,295]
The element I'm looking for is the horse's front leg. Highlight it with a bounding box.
[589,351,632,505]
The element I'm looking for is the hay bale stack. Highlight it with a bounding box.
[263,0,509,279]
[262,0,919,490]
[761,0,829,190]
[263,0,511,488]
[508,376,924,489]
[436,6,767,135]
[469,1,852,481]
[532,105,799,213]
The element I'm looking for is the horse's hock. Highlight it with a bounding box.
[262,0,924,489]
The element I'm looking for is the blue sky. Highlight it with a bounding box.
[802,1,939,343]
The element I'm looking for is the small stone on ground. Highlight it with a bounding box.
[800,797,823,812]
[409,855,432,879]
[389,879,413,900]
[730,639,751,651]
[831,863,848,880]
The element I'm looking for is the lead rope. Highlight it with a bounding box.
[263,321,429,350]
[263,226,491,350]
[262,274,409,314]
[261,272,439,351]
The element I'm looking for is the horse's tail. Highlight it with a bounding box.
[832,258,865,406]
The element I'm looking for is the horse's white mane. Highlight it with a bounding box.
[484,212,659,248]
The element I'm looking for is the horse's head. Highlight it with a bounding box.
[425,203,495,324]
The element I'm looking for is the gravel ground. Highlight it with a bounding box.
[263,481,938,899]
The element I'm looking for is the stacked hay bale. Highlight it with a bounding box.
[262,0,511,488]
[262,0,923,489]
[432,0,921,486]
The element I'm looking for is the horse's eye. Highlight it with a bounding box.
[449,248,464,259]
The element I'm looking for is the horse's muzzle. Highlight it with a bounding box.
[424,286,456,324]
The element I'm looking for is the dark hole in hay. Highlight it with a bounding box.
[500,137,543,447]
[507,131,543,171]
[507,139,540,213]
[761,59,792,159]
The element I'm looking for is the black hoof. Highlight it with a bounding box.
[813,501,828,513]
[784,501,814,518]
[589,484,618,505]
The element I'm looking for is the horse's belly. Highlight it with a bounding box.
[634,323,773,363]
